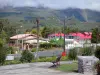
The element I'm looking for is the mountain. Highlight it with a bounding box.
[0,6,100,31]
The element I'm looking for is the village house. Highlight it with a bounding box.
[9,34,49,50]
[48,32,92,49]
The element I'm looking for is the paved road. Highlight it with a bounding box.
[0,62,93,75]
[9,49,70,59]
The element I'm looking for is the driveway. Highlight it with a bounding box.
[0,62,93,75]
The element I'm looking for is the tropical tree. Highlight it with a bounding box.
[0,34,7,65]
[31,29,37,34]
[91,28,99,43]
[41,26,52,38]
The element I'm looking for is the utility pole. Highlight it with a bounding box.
[63,18,66,52]
[16,29,19,53]
[62,17,66,57]
[36,18,39,60]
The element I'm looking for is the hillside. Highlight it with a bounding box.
[0,6,100,31]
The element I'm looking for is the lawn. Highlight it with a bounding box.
[56,62,78,72]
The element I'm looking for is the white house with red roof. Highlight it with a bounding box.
[48,32,92,49]
[48,32,91,40]
[67,32,92,44]
[48,33,66,39]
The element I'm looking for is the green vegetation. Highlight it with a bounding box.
[68,48,77,60]
[95,46,100,60]
[1,7,100,31]
[2,56,69,66]
[40,43,52,49]
[56,62,78,72]
[0,24,9,65]
[94,46,100,75]
[41,26,53,38]
[0,43,7,65]
[5,60,21,65]
[49,38,64,47]
[20,50,34,63]
[91,27,100,43]
[79,47,94,56]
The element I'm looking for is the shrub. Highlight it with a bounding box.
[31,48,37,52]
[68,48,77,60]
[7,47,15,54]
[95,46,100,60]
[39,48,45,51]
[94,46,100,75]
[20,50,34,63]
[40,43,52,49]
[0,46,7,65]
[79,47,93,56]
[61,56,68,61]
[94,60,100,75]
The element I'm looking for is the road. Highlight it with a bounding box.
[0,62,93,75]
[9,49,70,59]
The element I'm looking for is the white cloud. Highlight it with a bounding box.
[0,0,100,11]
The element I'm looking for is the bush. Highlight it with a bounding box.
[20,50,34,63]
[68,48,77,60]
[39,48,45,51]
[40,43,52,49]
[79,47,93,56]
[7,47,15,54]
[31,48,36,52]
[95,46,100,60]
[94,46,100,75]
[0,46,7,65]
[61,56,68,61]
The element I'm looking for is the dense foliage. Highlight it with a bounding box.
[94,46,100,75]
[20,50,34,63]
[79,47,94,56]
[41,26,52,38]
[0,38,7,65]
[95,46,100,60]
[68,48,77,60]
[49,38,64,47]
[91,28,99,43]
[40,43,52,49]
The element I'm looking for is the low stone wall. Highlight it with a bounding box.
[78,56,99,73]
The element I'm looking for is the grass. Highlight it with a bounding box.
[4,60,21,65]
[56,62,78,72]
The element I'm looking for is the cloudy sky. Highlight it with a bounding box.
[0,0,100,11]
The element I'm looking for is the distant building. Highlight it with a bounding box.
[9,34,49,50]
[48,32,91,40]
[9,34,37,50]
[48,33,66,40]
[67,32,92,44]
[48,32,92,49]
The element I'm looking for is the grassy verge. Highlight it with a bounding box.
[56,62,78,72]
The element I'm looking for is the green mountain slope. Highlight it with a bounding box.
[0,7,100,31]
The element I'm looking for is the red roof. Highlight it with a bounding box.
[69,32,91,39]
[49,32,92,39]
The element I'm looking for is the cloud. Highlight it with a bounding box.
[0,0,100,11]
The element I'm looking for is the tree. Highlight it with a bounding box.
[91,28,99,43]
[41,26,52,38]
[20,50,34,63]
[62,27,79,34]
[0,19,16,38]
[0,38,7,65]
[31,29,37,34]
